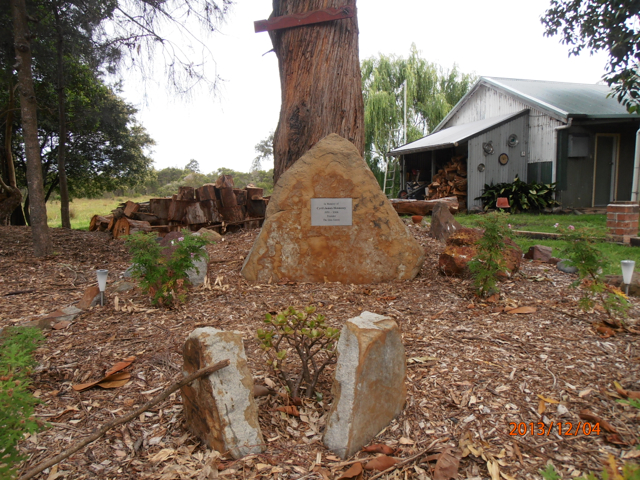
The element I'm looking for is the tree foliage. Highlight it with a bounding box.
[541,0,640,112]
[361,44,475,183]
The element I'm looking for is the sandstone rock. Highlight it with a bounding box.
[605,272,640,297]
[77,285,100,310]
[186,254,208,287]
[324,312,406,459]
[42,306,83,323]
[195,228,222,243]
[241,134,425,283]
[112,281,136,293]
[523,245,553,262]
[557,259,578,274]
[438,228,521,277]
[181,328,263,459]
[430,202,462,243]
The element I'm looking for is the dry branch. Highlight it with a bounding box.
[19,360,230,480]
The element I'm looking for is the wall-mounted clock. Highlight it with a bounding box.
[498,153,509,165]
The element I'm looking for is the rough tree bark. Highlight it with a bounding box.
[0,81,23,225]
[11,0,52,255]
[54,2,71,229]
[269,0,364,184]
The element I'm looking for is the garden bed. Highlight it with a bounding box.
[1,225,639,479]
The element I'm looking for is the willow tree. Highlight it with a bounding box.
[362,44,475,183]
[268,0,364,183]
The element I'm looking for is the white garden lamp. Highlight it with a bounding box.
[621,260,635,296]
[96,269,108,306]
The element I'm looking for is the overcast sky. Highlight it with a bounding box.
[121,0,609,175]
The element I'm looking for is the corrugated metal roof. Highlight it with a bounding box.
[483,77,632,118]
[389,110,527,156]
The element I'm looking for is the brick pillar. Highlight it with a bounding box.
[607,202,639,239]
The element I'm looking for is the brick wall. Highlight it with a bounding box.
[607,202,640,237]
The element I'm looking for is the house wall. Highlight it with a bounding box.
[467,113,529,209]
[444,84,561,176]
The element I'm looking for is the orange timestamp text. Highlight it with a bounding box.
[509,422,600,436]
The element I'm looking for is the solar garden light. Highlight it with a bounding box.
[96,269,108,306]
[621,260,635,296]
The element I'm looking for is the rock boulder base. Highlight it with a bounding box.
[439,228,522,277]
[181,328,263,459]
[324,312,406,459]
[430,202,462,243]
[241,134,425,284]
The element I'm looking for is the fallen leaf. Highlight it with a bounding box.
[605,434,628,445]
[537,394,559,404]
[149,448,175,464]
[337,462,363,479]
[579,409,618,433]
[364,455,397,471]
[487,293,499,303]
[433,448,459,480]
[613,381,640,400]
[399,437,415,445]
[505,306,537,314]
[538,398,546,415]
[275,405,300,416]
[363,444,395,455]
[52,320,71,330]
[105,356,136,377]
[312,466,331,480]
[253,385,272,397]
[72,357,135,391]
[96,372,131,389]
[597,325,616,338]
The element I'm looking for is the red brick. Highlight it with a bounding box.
[613,228,629,235]
[607,220,618,228]
[608,205,636,214]
[618,213,640,222]
[616,221,634,229]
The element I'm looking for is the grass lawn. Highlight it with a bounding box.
[47,196,151,230]
[456,212,640,276]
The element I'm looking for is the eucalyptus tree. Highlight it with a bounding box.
[542,0,640,112]
[361,44,475,183]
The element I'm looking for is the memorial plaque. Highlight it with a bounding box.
[311,198,352,226]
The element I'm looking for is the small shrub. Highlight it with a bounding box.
[560,227,629,320]
[257,306,340,399]
[0,327,46,478]
[477,176,558,212]
[468,212,515,297]
[125,230,211,307]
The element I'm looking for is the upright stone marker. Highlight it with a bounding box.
[324,312,406,459]
[181,328,264,459]
[241,134,425,283]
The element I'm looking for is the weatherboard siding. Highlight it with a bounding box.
[445,85,563,165]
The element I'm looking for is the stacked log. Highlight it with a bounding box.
[390,196,459,216]
[428,156,467,210]
[89,175,268,238]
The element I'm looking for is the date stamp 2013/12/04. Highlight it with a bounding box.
[509,422,601,436]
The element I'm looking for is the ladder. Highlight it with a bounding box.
[383,156,397,198]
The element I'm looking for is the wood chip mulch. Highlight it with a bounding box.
[1,223,639,479]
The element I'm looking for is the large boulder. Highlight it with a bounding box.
[439,228,522,277]
[324,312,406,459]
[241,134,425,283]
[181,328,264,459]
[430,202,462,243]
[523,245,553,262]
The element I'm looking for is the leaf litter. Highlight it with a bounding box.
[1,224,640,478]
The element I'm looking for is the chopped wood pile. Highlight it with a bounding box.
[428,156,467,210]
[89,175,268,238]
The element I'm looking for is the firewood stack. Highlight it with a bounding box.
[89,175,269,239]
[427,156,467,210]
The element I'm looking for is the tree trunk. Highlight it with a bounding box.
[269,0,364,184]
[1,80,24,226]
[11,0,52,256]
[54,3,70,229]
